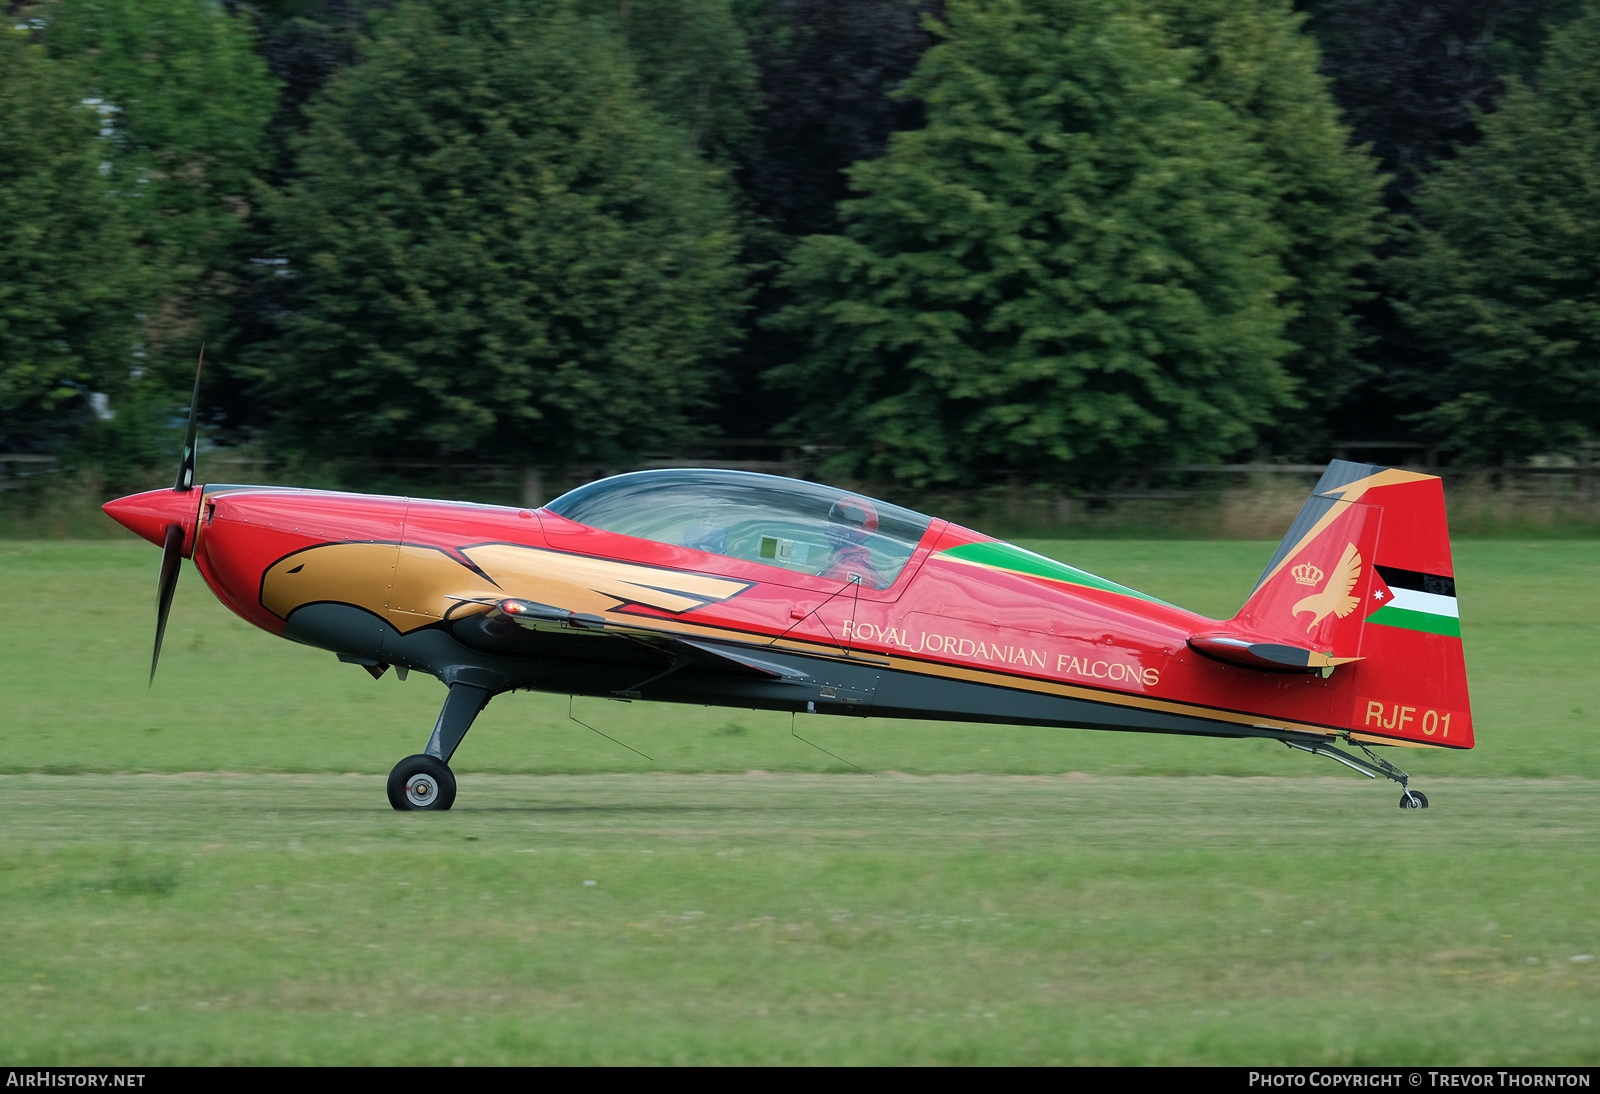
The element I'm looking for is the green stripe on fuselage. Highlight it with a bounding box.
[936,541,1176,607]
[1366,604,1461,637]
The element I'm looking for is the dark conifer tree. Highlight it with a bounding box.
[1297,0,1582,205]
[1390,1,1600,461]
[719,1,942,439]
[741,0,943,238]
[1293,0,1585,447]
[773,0,1302,487]
[1150,0,1384,452]
[252,1,748,464]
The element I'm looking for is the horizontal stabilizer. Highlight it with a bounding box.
[1187,631,1360,673]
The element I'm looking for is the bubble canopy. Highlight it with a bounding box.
[543,469,934,588]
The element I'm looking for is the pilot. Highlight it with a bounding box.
[821,497,887,589]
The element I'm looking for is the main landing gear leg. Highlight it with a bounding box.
[1281,736,1429,809]
[387,682,494,812]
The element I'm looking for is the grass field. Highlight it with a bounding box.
[1,538,1596,1064]
[2,538,1593,778]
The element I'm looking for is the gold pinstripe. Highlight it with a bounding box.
[262,539,1457,749]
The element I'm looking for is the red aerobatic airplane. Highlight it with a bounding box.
[104,377,1471,811]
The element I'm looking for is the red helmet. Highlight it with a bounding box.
[828,497,879,533]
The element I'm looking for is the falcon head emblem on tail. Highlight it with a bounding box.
[1291,542,1362,632]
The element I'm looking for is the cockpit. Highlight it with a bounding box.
[543,469,934,589]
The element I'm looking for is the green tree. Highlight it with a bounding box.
[1392,2,1600,461]
[1148,0,1384,430]
[0,26,140,451]
[255,1,748,462]
[40,0,278,366]
[772,0,1297,486]
[579,0,761,164]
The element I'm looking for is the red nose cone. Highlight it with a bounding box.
[103,488,203,554]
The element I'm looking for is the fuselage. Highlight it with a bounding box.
[104,476,1360,745]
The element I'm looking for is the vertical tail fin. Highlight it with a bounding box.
[1229,461,1473,748]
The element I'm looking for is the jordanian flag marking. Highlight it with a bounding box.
[1366,565,1459,637]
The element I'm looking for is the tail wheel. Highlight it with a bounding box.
[1399,789,1429,809]
[387,754,457,811]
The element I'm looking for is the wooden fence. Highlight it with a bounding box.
[5,440,1597,511]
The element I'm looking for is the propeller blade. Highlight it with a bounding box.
[151,522,184,686]
[150,344,204,682]
[174,345,204,492]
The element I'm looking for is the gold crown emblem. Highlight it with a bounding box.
[1292,563,1324,586]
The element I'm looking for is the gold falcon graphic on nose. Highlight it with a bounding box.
[263,541,753,632]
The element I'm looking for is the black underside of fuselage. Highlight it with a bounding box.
[283,601,1296,744]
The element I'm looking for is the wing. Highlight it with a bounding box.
[487,597,812,684]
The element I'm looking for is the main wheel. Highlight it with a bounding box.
[1399,789,1429,809]
[387,754,457,811]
